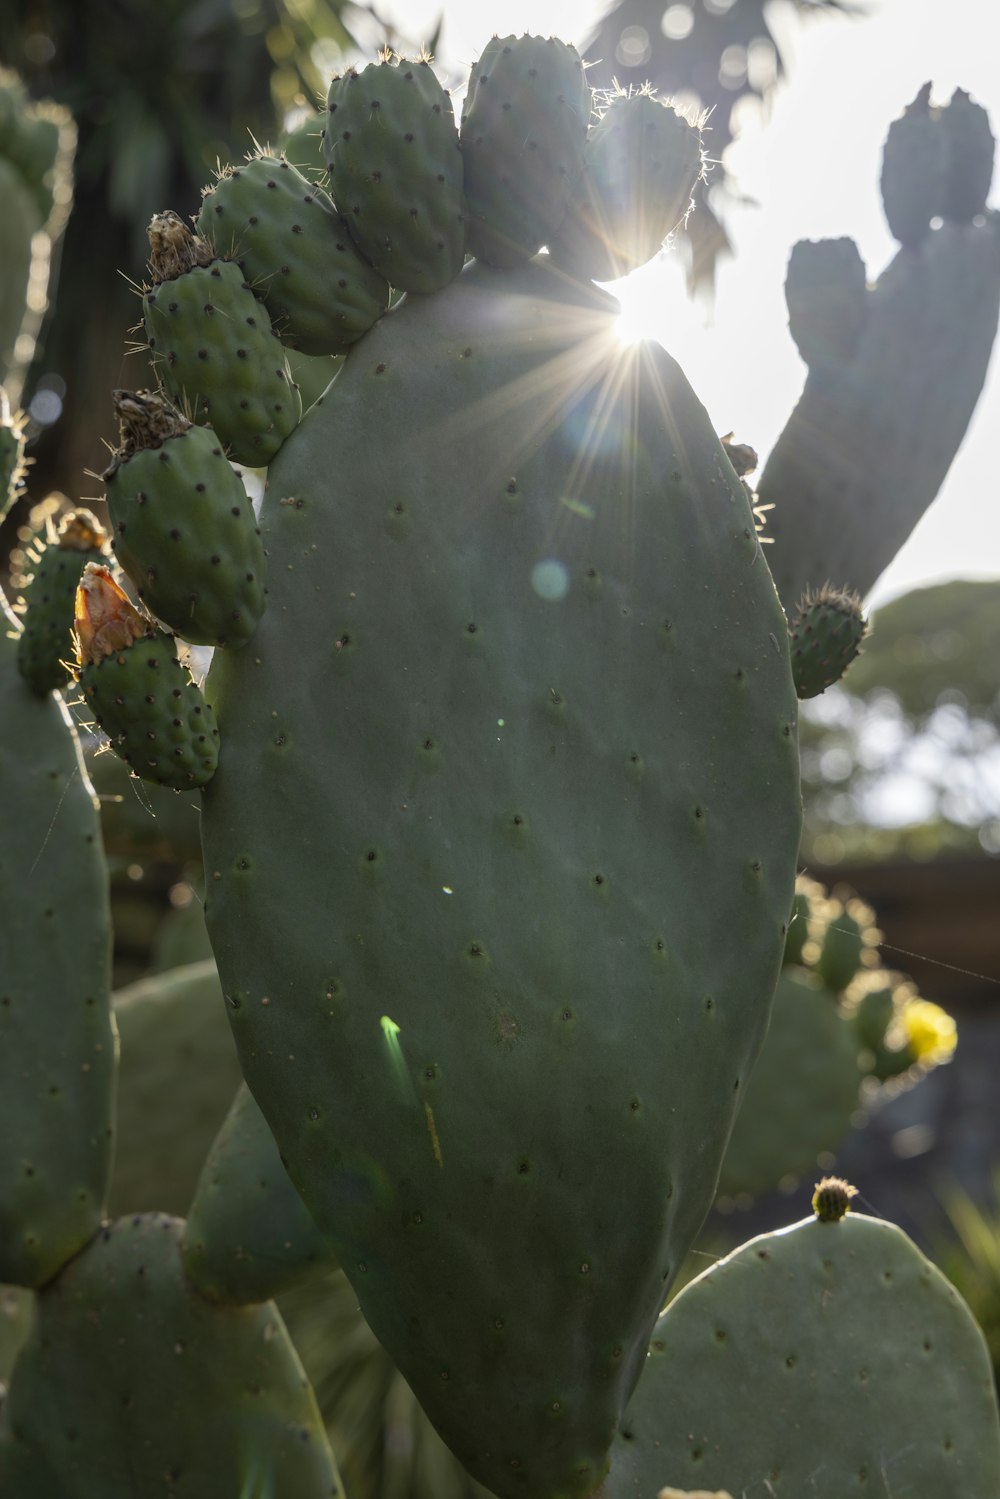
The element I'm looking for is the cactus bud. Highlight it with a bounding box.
[811,1176,858,1222]
[787,583,866,699]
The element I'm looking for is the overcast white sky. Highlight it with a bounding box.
[354,0,1000,612]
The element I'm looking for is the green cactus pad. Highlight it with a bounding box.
[198,154,390,354]
[0,1214,345,1498]
[279,110,326,175]
[784,238,868,370]
[0,593,114,1288]
[324,53,465,294]
[602,1208,1000,1498]
[103,390,266,647]
[715,968,863,1199]
[550,89,704,282]
[76,573,220,790]
[941,88,995,224]
[880,83,947,248]
[183,1083,339,1306]
[16,510,112,695]
[787,583,866,699]
[200,257,801,1499]
[110,961,243,1218]
[143,212,300,467]
[460,35,589,268]
[760,206,1000,606]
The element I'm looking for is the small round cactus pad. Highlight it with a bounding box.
[600,1201,1000,1497]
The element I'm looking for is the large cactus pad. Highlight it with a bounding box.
[201,258,801,1497]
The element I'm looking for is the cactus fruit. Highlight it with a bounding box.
[784,238,868,370]
[460,35,589,268]
[199,253,802,1498]
[143,211,300,467]
[787,582,866,699]
[16,508,112,695]
[103,389,267,647]
[198,154,390,354]
[0,593,114,1287]
[74,564,220,790]
[109,961,243,1217]
[0,1214,345,1498]
[601,1189,1000,1497]
[183,1082,339,1306]
[323,52,465,293]
[550,88,704,283]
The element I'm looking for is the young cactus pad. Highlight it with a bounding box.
[600,1192,1000,1497]
[200,256,802,1497]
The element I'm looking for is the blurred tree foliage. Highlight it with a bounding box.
[584,0,865,289]
[0,0,374,504]
[800,581,1000,866]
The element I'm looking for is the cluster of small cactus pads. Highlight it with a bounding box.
[2,31,1000,1499]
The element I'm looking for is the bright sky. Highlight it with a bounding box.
[366,0,999,612]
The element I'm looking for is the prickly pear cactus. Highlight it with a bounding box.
[200,248,801,1494]
[102,389,266,648]
[143,212,300,467]
[0,593,114,1288]
[15,508,112,695]
[182,1082,339,1306]
[460,36,589,268]
[109,960,243,1217]
[0,69,75,402]
[716,875,956,1201]
[324,51,465,292]
[198,153,390,354]
[75,565,220,790]
[599,1182,1000,1497]
[0,1214,345,1498]
[761,84,1000,606]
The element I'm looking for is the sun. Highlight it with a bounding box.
[608,255,704,358]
